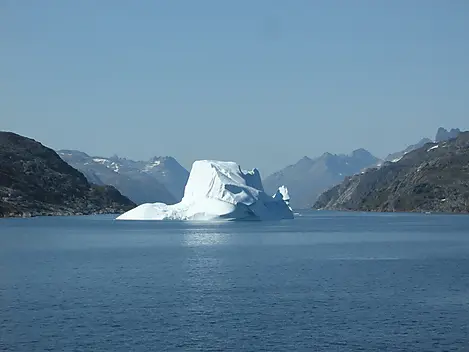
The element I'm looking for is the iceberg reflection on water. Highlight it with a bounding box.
[183,231,229,247]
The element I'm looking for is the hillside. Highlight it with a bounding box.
[263,149,379,208]
[58,151,188,204]
[0,132,135,217]
[384,138,433,163]
[313,132,469,213]
[139,156,189,201]
[383,127,461,163]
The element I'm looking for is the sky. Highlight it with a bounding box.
[1,1,468,176]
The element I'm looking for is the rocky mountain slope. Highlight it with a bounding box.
[0,132,135,217]
[263,149,380,208]
[384,138,433,163]
[383,127,461,163]
[313,131,469,213]
[58,151,188,205]
[137,156,189,201]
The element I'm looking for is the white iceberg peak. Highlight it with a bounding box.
[274,185,290,202]
[117,160,294,221]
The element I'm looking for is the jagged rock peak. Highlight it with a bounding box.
[435,127,461,142]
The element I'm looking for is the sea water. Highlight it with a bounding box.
[1,211,468,351]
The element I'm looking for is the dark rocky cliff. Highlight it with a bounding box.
[0,132,135,217]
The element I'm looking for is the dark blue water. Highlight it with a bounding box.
[1,211,468,351]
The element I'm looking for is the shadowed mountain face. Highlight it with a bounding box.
[263,149,379,209]
[435,127,461,143]
[314,131,469,213]
[58,151,188,205]
[0,132,135,217]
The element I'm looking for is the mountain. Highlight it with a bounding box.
[313,131,469,213]
[384,138,433,163]
[435,127,461,143]
[0,132,135,217]
[263,149,380,209]
[137,156,189,201]
[383,127,461,164]
[58,151,184,205]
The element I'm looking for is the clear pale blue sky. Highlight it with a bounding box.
[1,1,468,176]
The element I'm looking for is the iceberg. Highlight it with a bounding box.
[116,160,294,221]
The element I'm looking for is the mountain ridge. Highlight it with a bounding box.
[313,131,469,213]
[58,150,189,205]
[263,148,380,209]
[0,132,135,217]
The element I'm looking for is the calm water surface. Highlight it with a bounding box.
[1,211,468,351]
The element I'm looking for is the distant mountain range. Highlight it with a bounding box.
[57,126,462,210]
[314,130,468,213]
[263,149,380,209]
[0,132,134,217]
[2,127,462,217]
[263,127,462,209]
[58,150,189,205]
